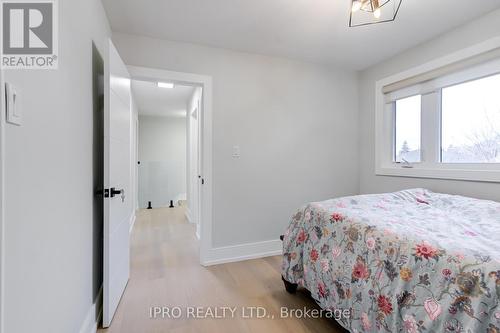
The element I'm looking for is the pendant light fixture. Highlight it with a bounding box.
[349,0,402,27]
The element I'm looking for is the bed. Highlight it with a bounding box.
[281,189,500,332]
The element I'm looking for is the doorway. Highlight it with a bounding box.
[101,45,213,328]
[92,43,104,306]
[133,80,194,211]
[127,66,213,266]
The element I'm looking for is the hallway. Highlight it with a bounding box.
[98,207,345,333]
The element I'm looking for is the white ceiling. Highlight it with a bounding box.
[102,0,500,70]
[131,80,194,117]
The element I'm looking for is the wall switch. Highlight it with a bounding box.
[232,145,241,158]
[5,83,21,125]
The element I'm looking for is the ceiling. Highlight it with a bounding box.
[131,80,194,117]
[102,0,500,70]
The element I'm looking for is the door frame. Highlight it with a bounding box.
[127,65,213,266]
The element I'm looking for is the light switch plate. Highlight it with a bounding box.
[5,83,21,125]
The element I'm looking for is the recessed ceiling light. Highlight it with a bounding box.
[157,82,174,89]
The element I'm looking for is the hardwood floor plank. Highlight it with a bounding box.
[98,207,347,333]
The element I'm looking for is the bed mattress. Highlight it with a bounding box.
[282,189,500,332]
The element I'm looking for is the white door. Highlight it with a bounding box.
[103,40,133,327]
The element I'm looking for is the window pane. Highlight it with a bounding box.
[395,95,421,163]
[442,74,500,163]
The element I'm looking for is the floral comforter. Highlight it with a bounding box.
[282,189,500,333]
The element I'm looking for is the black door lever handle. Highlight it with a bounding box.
[110,187,123,197]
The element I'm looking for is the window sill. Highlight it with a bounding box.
[376,165,500,183]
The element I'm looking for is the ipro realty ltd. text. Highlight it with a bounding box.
[150,306,351,320]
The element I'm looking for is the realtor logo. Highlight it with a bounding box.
[1,0,58,69]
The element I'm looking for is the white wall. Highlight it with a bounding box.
[2,0,111,332]
[138,115,187,208]
[186,87,202,229]
[0,53,5,333]
[359,9,500,202]
[113,33,360,247]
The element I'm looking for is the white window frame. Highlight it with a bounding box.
[375,36,500,183]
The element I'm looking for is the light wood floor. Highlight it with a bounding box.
[98,207,347,333]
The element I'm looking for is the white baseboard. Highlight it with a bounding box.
[185,208,192,223]
[202,239,282,266]
[129,213,136,234]
[78,286,102,333]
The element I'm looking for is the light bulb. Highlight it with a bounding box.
[373,7,381,19]
[157,82,174,89]
[351,1,362,12]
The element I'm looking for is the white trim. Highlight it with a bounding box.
[375,36,500,183]
[129,213,136,234]
[78,287,103,333]
[0,62,5,333]
[376,166,500,182]
[185,208,192,223]
[203,240,283,266]
[126,65,213,267]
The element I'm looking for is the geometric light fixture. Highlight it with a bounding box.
[349,0,403,27]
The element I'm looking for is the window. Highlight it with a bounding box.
[395,95,421,163]
[441,74,500,163]
[375,41,500,183]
